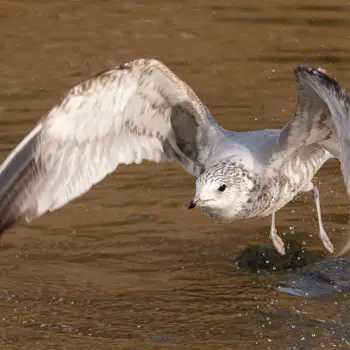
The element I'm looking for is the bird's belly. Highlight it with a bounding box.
[249,179,304,219]
[270,190,300,213]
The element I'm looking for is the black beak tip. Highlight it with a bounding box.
[187,200,196,210]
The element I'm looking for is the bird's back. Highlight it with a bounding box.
[208,128,281,174]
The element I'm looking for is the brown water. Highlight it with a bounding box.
[1,0,350,349]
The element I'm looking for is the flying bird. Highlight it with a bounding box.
[0,59,349,255]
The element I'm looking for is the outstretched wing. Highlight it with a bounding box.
[278,67,339,160]
[292,66,350,196]
[0,58,221,235]
[266,66,338,176]
[294,67,350,257]
[276,65,350,195]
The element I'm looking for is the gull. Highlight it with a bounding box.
[0,59,349,255]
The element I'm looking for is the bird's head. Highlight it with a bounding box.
[188,160,258,221]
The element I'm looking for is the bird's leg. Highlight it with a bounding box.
[269,211,285,255]
[311,185,334,253]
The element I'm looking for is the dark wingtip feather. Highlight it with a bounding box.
[293,65,347,101]
[0,125,42,237]
[0,159,39,237]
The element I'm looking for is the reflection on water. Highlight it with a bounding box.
[278,257,350,296]
[1,0,350,349]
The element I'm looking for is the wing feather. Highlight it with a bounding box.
[292,66,350,196]
[278,67,338,156]
[0,58,221,235]
[269,66,340,172]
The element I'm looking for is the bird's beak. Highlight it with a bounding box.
[187,200,196,210]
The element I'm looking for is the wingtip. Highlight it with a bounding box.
[293,65,327,77]
[293,64,342,94]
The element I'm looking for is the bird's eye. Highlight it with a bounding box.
[218,184,226,192]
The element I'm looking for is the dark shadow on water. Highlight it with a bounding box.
[233,239,324,273]
[231,239,350,297]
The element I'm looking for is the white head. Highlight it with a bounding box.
[188,160,258,221]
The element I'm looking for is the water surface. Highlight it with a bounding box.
[1,0,350,349]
